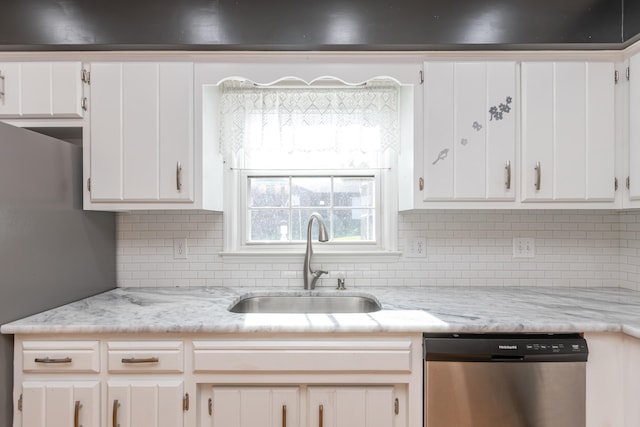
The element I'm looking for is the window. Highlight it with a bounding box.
[220,77,402,254]
[248,175,376,243]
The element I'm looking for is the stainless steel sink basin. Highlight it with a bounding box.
[228,292,382,314]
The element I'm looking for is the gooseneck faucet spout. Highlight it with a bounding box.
[303,213,329,290]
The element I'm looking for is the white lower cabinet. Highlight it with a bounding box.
[208,386,397,427]
[623,335,640,427]
[210,387,299,427]
[13,335,421,427]
[21,381,100,427]
[307,386,396,427]
[108,380,184,427]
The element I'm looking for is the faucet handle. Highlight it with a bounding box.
[314,269,328,278]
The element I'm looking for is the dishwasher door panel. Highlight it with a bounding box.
[425,361,586,427]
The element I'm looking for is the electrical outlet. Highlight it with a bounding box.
[173,238,188,259]
[406,238,427,258]
[513,237,535,258]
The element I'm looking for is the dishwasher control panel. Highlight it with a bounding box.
[424,333,588,362]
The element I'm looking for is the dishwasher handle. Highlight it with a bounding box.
[491,355,525,362]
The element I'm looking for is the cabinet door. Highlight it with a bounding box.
[122,63,159,200]
[0,62,83,118]
[21,381,100,427]
[423,61,516,201]
[624,336,640,426]
[307,386,395,427]
[0,63,22,116]
[629,53,640,200]
[108,380,184,427]
[521,61,615,201]
[158,63,193,201]
[89,62,194,203]
[210,387,299,427]
[89,63,124,201]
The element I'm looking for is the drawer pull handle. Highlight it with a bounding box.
[282,404,287,427]
[0,71,5,103]
[74,401,82,427]
[319,404,324,427]
[505,160,511,190]
[34,357,72,364]
[176,162,182,191]
[534,161,541,191]
[113,400,120,427]
[121,357,159,364]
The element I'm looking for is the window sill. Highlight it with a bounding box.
[219,251,402,264]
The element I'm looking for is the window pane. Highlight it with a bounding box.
[291,209,331,241]
[249,178,290,208]
[333,209,375,241]
[291,178,331,207]
[333,177,375,207]
[249,209,290,241]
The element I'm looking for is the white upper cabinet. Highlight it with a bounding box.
[628,52,640,202]
[86,62,196,208]
[0,62,84,118]
[423,61,516,201]
[521,61,615,202]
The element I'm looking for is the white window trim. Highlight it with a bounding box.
[222,167,399,260]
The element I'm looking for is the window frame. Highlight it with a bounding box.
[224,167,398,256]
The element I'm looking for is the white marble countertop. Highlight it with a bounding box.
[3,286,640,338]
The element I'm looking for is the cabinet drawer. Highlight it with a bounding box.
[22,341,100,373]
[193,340,412,373]
[108,341,183,373]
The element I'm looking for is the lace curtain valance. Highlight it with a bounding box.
[219,79,400,169]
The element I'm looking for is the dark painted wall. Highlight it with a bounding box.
[0,0,628,50]
[625,0,640,43]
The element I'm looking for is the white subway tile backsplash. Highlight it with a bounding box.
[115,209,640,290]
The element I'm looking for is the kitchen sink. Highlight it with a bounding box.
[228,292,382,314]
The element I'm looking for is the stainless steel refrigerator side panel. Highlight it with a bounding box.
[0,122,116,427]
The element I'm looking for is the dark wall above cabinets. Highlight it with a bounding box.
[0,0,630,51]
[625,0,640,43]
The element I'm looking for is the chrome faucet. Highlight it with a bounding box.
[303,212,329,290]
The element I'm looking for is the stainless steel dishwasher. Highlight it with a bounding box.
[424,333,588,427]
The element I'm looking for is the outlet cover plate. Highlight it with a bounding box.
[173,238,188,259]
[406,238,427,258]
[513,237,535,258]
